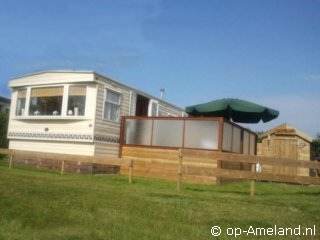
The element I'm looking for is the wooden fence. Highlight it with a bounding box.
[1,147,320,196]
[0,149,134,183]
[180,148,320,184]
[121,146,320,195]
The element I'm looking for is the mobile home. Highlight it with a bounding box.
[7,71,184,157]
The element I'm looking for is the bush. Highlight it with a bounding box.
[0,112,9,148]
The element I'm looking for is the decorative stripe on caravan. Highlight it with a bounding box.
[8,132,119,143]
[8,132,93,141]
[94,135,120,143]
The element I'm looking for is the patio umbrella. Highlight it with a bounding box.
[185,98,279,123]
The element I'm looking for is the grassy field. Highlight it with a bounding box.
[0,158,319,240]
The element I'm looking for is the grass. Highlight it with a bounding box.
[0,157,319,240]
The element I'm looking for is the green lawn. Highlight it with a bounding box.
[0,158,319,240]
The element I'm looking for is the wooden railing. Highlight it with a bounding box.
[0,148,10,155]
[1,147,320,196]
[178,148,320,195]
[0,149,134,183]
[180,149,320,185]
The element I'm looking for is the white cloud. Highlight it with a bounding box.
[304,74,320,81]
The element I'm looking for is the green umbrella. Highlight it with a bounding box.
[186,98,279,123]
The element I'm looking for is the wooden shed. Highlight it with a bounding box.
[257,123,312,177]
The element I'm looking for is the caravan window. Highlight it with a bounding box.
[104,89,121,122]
[29,87,63,116]
[15,89,27,116]
[67,85,87,116]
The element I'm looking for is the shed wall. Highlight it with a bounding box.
[257,133,310,177]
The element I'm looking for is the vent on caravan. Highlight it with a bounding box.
[160,88,165,100]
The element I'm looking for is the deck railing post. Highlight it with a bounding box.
[250,163,256,197]
[61,160,65,175]
[177,148,183,192]
[9,151,13,170]
[128,159,134,184]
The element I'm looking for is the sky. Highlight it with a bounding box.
[0,0,319,138]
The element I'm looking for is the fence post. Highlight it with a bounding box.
[61,160,65,175]
[250,163,256,197]
[177,148,183,192]
[128,159,134,184]
[9,152,13,170]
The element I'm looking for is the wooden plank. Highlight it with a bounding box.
[9,149,133,166]
[0,148,10,155]
[122,146,180,161]
[211,168,320,185]
[182,174,217,184]
[181,149,320,169]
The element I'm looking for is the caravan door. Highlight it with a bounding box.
[148,99,159,117]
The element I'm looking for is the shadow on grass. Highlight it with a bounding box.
[147,192,184,200]
[293,191,320,196]
[184,186,212,193]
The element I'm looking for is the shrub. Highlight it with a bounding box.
[0,112,9,148]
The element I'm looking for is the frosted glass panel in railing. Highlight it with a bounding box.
[125,119,152,145]
[152,120,183,147]
[249,133,256,155]
[232,126,241,153]
[184,120,219,150]
[243,131,249,155]
[223,122,232,151]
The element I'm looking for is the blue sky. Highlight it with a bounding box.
[0,0,319,138]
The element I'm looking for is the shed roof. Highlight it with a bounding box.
[258,123,313,143]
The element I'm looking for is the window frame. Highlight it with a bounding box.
[15,88,27,116]
[14,84,89,119]
[28,86,64,116]
[66,84,88,116]
[103,88,122,123]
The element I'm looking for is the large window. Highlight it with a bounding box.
[104,89,121,122]
[67,85,86,116]
[15,84,89,118]
[15,89,26,116]
[29,87,63,116]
